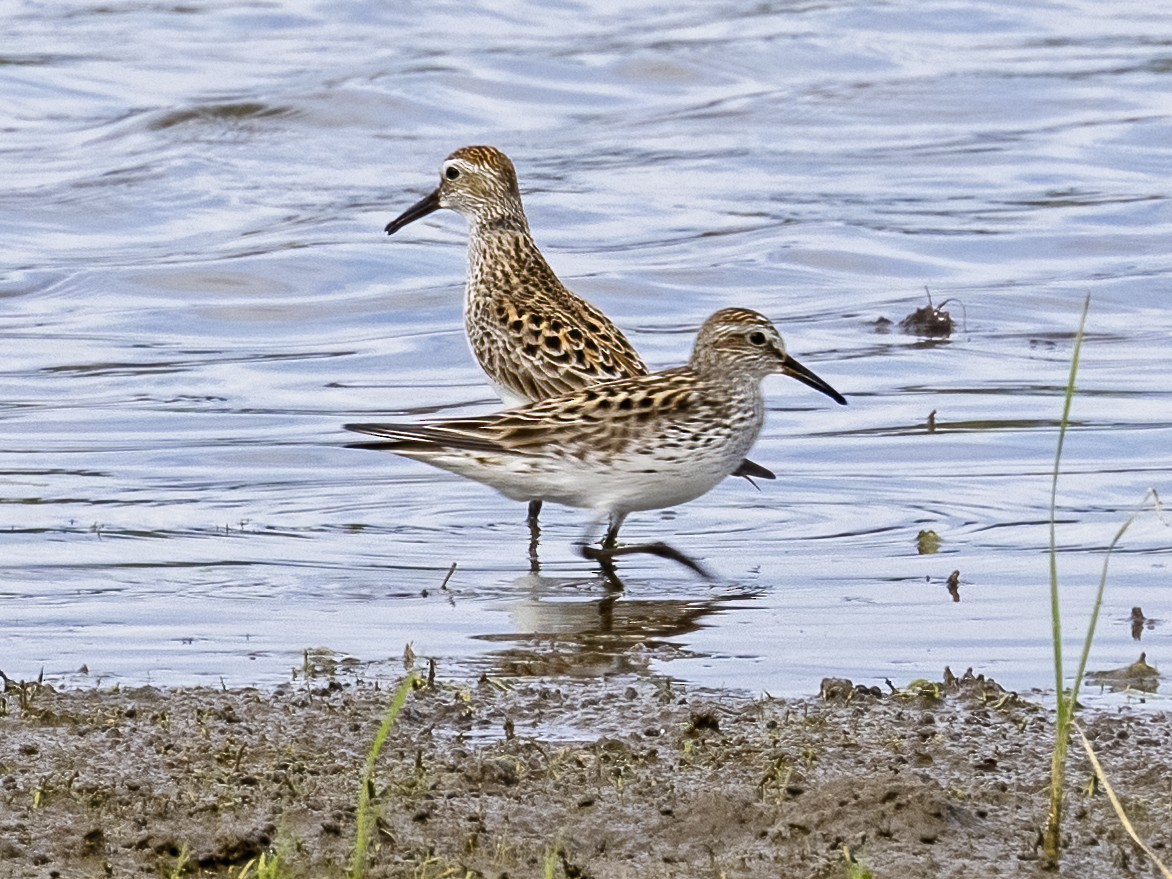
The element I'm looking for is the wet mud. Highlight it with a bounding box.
[1,667,1169,878]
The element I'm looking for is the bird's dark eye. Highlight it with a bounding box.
[748,331,767,346]
[445,166,460,180]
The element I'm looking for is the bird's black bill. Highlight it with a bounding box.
[385,188,441,235]
[782,355,848,405]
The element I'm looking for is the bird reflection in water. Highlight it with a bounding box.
[473,571,762,679]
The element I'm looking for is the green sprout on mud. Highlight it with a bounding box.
[1041,297,1088,866]
[349,671,420,879]
[235,850,285,879]
[841,845,874,879]
[1041,296,1167,871]
[543,843,559,879]
[165,845,192,879]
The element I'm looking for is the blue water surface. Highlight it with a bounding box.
[2,0,1169,702]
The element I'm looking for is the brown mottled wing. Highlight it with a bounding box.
[347,370,699,460]
[496,371,700,457]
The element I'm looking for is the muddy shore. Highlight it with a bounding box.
[1,664,1168,879]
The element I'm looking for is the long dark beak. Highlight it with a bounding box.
[385,188,441,235]
[781,354,847,405]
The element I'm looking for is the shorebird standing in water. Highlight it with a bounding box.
[383,146,776,532]
[347,308,846,576]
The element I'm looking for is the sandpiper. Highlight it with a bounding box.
[384,146,775,526]
[346,308,846,573]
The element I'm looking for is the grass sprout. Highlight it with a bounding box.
[349,671,420,879]
[1041,295,1167,867]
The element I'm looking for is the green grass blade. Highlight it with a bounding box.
[1042,294,1090,865]
[350,673,419,879]
[1042,297,1166,868]
[1047,294,1090,703]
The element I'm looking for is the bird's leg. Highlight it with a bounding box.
[597,591,620,626]
[526,513,541,574]
[601,512,626,549]
[593,552,625,590]
[596,541,714,578]
[579,539,713,580]
[525,500,544,573]
[575,516,623,588]
[576,512,713,580]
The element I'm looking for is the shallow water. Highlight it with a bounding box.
[2,0,1170,702]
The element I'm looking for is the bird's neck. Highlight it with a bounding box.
[469,207,530,238]
[689,359,767,415]
[465,220,564,306]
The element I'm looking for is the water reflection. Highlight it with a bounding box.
[147,102,297,132]
[475,571,761,678]
[1129,607,1159,642]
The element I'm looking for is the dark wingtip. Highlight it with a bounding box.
[344,423,386,436]
[344,423,400,450]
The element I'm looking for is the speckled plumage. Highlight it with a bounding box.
[346,309,846,547]
[386,145,646,406]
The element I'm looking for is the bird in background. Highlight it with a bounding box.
[382,146,776,530]
[347,308,846,578]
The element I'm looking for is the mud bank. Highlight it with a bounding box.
[1,667,1169,878]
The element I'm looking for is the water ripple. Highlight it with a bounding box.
[0,0,1169,700]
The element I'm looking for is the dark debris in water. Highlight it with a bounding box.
[916,529,941,555]
[1086,652,1161,693]
[946,569,961,602]
[874,291,962,338]
[899,302,954,337]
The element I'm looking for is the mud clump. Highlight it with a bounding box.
[1,671,1169,878]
